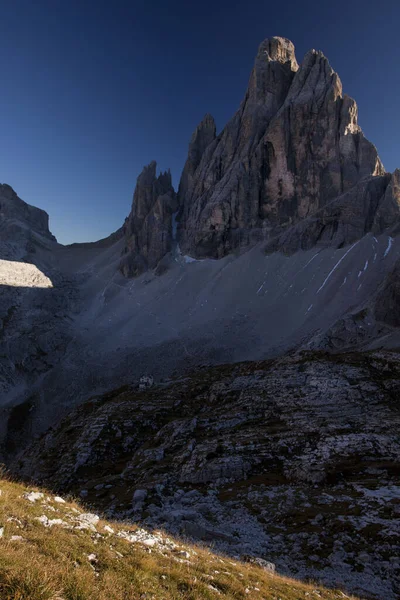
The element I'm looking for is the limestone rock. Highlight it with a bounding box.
[0,184,56,260]
[372,168,400,234]
[120,162,177,277]
[374,257,400,326]
[23,491,44,503]
[177,37,384,259]
[15,351,400,599]
[177,113,216,214]
[264,173,399,254]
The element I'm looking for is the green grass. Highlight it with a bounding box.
[0,474,361,600]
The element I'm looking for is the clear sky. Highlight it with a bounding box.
[1,0,399,244]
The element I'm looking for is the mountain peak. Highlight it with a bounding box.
[120,162,177,277]
[0,183,56,259]
[117,35,393,272]
[176,36,387,259]
[258,36,299,70]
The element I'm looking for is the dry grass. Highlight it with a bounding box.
[0,476,361,600]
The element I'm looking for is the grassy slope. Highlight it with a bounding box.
[0,476,360,600]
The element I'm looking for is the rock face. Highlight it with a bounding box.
[120,162,177,277]
[177,113,216,209]
[265,171,400,254]
[374,256,400,326]
[16,351,400,600]
[114,36,397,275]
[0,184,56,259]
[177,37,385,259]
[0,186,76,442]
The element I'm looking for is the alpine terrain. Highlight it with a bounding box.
[1,37,399,599]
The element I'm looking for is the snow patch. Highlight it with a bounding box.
[257,282,266,295]
[301,252,319,271]
[384,236,393,258]
[184,255,200,264]
[317,241,360,294]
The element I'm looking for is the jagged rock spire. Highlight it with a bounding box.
[177,37,385,259]
[121,36,395,277]
[120,161,177,277]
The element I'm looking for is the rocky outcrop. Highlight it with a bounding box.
[264,172,400,253]
[372,168,400,234]
[0,184,56,259]
[120,162,177,277]
[117,36,397,276]
[16,351,400,599]
[0,185,78,437]
[374,257,400,326]
[177,37,385,259]
[177,113,216,210]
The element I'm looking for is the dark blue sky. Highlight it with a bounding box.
[1,0,399,243]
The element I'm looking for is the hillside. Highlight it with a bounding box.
[0,475,360,600]
[15,350,400,599]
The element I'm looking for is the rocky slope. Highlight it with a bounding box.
[0,185,78,436]
[1,36,400,448]
[15,350,400,599]
[1,478,355,600]
[1,34,400,600]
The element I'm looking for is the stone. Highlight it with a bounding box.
[133,489,148,502]
[75,513,100,531]
[104,525,114,534]
[120,162,177,277]
[36,515,67,528]
[138,375,154,390]
[23,491,44,503]
[374,257,400,326]
[264,173,397,254]
[54,496,66,503]
[88,553,98,563]
[243,556,276,572]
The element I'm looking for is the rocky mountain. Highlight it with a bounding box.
[16,350,400,599]
[265,169,400,254]
[1,33,400,600]
[177,37,388,259]
[1,36,400,451]
[0,183,56,260]
[113,37,399,271]
[0,186,77,429]
[120,161,177,277]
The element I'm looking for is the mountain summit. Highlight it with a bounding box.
[119,36,398,274]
